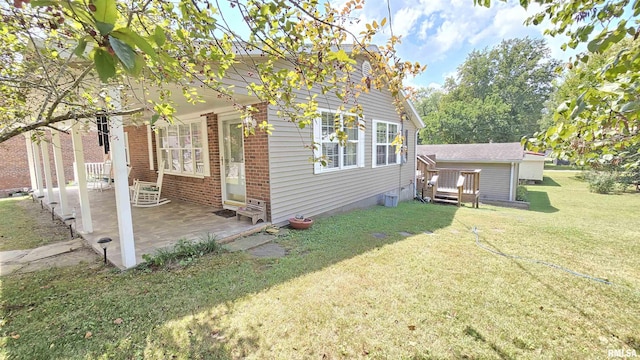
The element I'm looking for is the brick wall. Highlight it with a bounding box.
[0,131,104,193]
[124,103,271,220]
[243,103,271,220]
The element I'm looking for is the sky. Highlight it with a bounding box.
[329,0,580,89]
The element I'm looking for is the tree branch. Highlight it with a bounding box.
[0,107,144,144]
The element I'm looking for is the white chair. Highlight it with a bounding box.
[92,160,112,191]
[130,160,170,207]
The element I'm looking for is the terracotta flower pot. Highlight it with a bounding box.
[289,217,314,230]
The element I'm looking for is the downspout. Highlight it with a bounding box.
[414,129,420,198]
[509,162,515,201]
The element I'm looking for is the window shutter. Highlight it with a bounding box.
[313,117,322,174]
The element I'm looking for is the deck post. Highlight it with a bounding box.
[109,87,137,268]
[51,129,69,215]
[70,121,93,233]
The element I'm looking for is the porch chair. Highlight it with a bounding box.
[130,160,171,207]
[92,160,112,191]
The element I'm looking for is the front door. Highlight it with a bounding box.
[219,114,246,208]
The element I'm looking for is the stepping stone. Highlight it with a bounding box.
[372,233,387,239]
[276,228,290,237]
[222,233,275,252]
[423,230,434,235]
[247,243,287,258]
[398,231,413,237]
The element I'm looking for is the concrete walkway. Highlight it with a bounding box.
[0,239,98,276]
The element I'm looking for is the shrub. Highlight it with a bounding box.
[140,233,221,269]
[516,185,529,202]
[587,171,618,194]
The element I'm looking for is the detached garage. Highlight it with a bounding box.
[519,151,545,182]
[417,142,524,202]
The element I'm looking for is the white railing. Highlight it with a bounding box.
[85,162,104,179]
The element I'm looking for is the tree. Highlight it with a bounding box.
[0,0,423,149]
[417,38,560,144]
[477,0,640,173]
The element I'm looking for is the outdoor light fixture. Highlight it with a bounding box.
[49,201,58,221]
[97,237,112,264]
[63,215,76,239]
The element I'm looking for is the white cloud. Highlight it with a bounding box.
[393,7,422,38]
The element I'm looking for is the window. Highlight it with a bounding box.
[155,117,209,177]
[313,110,365,173]
[373,120,400,167]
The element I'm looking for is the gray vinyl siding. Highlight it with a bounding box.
[267,68,418,223]
[436,162,515,201]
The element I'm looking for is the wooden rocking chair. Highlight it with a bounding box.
[130,160,171,207]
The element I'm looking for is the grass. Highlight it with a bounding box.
[1,172,639,359]
[0,196,70,251]
[543,162,586,171]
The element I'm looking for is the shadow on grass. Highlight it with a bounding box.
[464,326,514,360]
[1,200,457,359]
[527,191,559,213]
[537,176,561,187]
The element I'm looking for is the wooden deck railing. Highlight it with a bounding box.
[421,168,481,208]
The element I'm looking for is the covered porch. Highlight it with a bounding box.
[38,186,268,269]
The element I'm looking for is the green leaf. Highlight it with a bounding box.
[111,28,157,60]
[92,0,118,24]
[93,48,116,83]
[74,38,88,58]
[620,100,640,113]
[108,35,135,70]
[95,21,115,36]
[150,114,160,126]
[153,26,166,47]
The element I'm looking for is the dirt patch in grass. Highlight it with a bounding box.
[0,196,71,251]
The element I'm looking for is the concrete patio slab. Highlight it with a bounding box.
[40,187,269,269]
[19,239,85,263]
[0,250,28,263]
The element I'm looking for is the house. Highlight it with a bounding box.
[417,142,523,202]
[17,48,424,268]
[125,57,424,225]
[519,151,545,182]
[0,131,104,197]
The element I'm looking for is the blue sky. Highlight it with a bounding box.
[330,0,580,89]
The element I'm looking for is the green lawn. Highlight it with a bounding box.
[0,196,71,251]
[1,172,639,359]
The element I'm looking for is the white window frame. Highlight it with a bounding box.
[313,109,365,174]
[372,120,401,168]
[155,115,210,178]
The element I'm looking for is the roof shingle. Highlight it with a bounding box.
[417,142,524,162]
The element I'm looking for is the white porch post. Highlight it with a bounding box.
[71,121,93,233]
[51,130,69,215]
[24,134,37,191]
[109,88,136,268]
[32,141,44,197]
[40,136,54,201]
